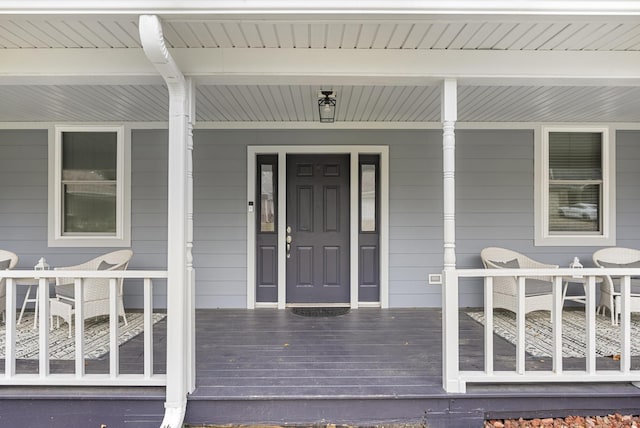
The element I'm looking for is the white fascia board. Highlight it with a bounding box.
[3,1,640,16]
[180,49,640,82]
[3,48,639,85]
[0,49,157,80]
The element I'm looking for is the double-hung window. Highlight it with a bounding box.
[49,125,130,247]
[535,126,615,246]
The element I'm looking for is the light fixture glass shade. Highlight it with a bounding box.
[318,90,336,123]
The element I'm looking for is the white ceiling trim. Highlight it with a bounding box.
[3,121,640,131]
[3,48,640,85]
[3,1,640,16]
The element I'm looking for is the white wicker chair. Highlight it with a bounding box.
[592,247,640,325]
[0,250,19,323]
[480,247,558,314]
[51,249,133,337]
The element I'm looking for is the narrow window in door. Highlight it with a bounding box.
[359,155,380,302]
[256,155,278,302]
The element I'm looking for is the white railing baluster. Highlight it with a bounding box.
[484,276,494,375]
[585,275,596,374]
[144,278,154,378]
[516,276,526,375]
[0,270,166,387]
[453,267,640,392]
[620,275,631,373]
[109,278,119,379]
[552,276,563,374]
[38,277,50,378]
[5,278,16,378]
[74,278,85,378]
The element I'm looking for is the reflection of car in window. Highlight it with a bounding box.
[558,203,597,220]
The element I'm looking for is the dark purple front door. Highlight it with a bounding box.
[286,154,350,304]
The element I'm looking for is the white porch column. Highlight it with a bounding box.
[442,79,457,270]
[441,79,462,392]
[186,78,196,394]
[139,15,191,428]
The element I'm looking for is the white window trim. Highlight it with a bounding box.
[48,125,131,247]
[535,125,616,246]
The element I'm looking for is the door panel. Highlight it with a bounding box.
[286,154,350,304]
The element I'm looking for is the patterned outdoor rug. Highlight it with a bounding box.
[466,309,640,358]
[0,312,165,360]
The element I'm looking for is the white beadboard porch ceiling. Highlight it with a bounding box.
[2,18,640,51]
[1,12,640,123]
[2,84,640,123]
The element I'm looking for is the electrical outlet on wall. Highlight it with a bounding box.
[428,274,442,285]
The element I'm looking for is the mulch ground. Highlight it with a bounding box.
[187,416,640,428]
[485,414,640,427]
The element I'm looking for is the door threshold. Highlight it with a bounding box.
[286,303,350,308]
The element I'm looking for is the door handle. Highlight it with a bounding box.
[286,226,292,258]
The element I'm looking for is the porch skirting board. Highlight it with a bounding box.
[466,309,640,358]
[0,312,166,360]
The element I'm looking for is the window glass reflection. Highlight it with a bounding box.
[548,131,602,235]
[260,165,275,232]
[361,164,376,232]
[62,131,117,234]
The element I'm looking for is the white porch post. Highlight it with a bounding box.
[441,79,462,392]
[139,15,191,428]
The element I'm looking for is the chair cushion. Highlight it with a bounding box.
[524,278,552,296]
[98,260,117,270]
[489,258,520,268]
[56,284,75,300]
[0,259,10,270]
[598,260,640,269]
[612,279,640,294]
[598,260,640,293]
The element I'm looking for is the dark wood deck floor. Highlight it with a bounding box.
[3,308,640,427]
[186,308,640,427]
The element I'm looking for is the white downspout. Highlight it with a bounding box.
[139,14,190,428]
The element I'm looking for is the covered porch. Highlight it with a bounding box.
[2,1,640,427]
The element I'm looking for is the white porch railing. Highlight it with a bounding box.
[0,270,167,386]
[444,267,640,393]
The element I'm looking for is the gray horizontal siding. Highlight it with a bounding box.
[456,129,640,308]
[615,131,640,248]
[456,130,536,306]
[193,129,445,308]
[3,128,640,310]
[0,130,50,268]
[0,129,168,309]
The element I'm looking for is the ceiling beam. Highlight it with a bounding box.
[1,48,639,86]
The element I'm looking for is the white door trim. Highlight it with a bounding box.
[247,145,389,310]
